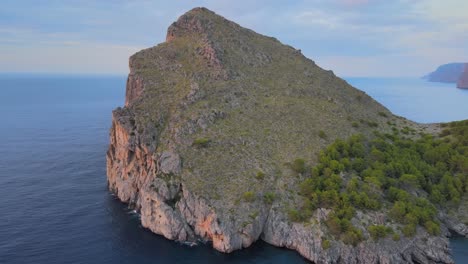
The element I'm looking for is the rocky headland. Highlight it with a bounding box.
[457,64,468,89]
[424,63,465,83]
[107,8,468,263]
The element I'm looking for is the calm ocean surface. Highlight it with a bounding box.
[0,74,466,263]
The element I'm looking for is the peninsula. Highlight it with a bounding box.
[424,63,465,83]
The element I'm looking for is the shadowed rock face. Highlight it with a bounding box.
[107,7,464,263]
[457,64,468,89]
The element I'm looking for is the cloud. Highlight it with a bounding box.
[416,0,468,23]
[0,41,143,74]
[292,10,342,29]
[340,0,370,7]
[0,0,467,76]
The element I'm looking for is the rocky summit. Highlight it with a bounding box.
[107,7,468,263]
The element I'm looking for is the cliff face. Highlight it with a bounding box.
[457,63,468,89]
[107,7,466,263]
[424,63,465,83]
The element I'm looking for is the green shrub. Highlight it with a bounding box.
[424,221,440,235]
[319,130,327,139]
[342,228,364,246]
[368,225,392,240]
[263,192,276,204]
[256,171,265,180]
[193,137,210,148]
[378,111,388,118]
[288,209,304,222]
[402,224,416,237]
[291,158,306,173]
[366,121,379,128]
[440,129,451,137]
[399,174,420,188]
[326,215,344,236]
[249,211,259,219]
[352,122,359,128]
[242,191,255,202]
[322,238,331,249]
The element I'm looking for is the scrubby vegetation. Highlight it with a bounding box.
[322,237,331,249]
[378,111,388,118]
[193,137,211,148]
[290,120,468,245]
[319,130,328,139]
[242,191,255,202]
[291,158,307,174]
[263,192,276,204]
[256,171,265,180]
[368,225,393,240]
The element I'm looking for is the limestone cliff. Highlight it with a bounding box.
[107,7,466,263]
[457,63,468,89]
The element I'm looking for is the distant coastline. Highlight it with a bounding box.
[424,63,468,89]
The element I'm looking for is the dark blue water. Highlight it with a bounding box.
[0,74,308,264]
[0,74,466,263]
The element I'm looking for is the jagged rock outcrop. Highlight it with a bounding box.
[457,63,468,89]
[107,7,466,263]
[424,63,465,83]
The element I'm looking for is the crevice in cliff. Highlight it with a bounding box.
[127,150,134,164]
[166,191,181,210]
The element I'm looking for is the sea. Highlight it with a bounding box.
[0,74,466,264]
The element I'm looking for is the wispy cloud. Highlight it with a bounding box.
[0,0,467,76]
[0,41,144,74]
[292,10,343,29]
[339,0,370,7]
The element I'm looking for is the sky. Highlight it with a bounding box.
[0,0,467,77]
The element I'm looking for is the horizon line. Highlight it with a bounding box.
[0,71,423,79]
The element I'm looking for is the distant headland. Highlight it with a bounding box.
[457,64,468,89]
[424,62,468,89]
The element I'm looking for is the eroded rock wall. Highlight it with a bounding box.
[106,108,266,253]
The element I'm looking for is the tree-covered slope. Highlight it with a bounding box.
[291,120,468,246]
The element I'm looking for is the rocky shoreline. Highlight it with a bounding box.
[107,107,468,263]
